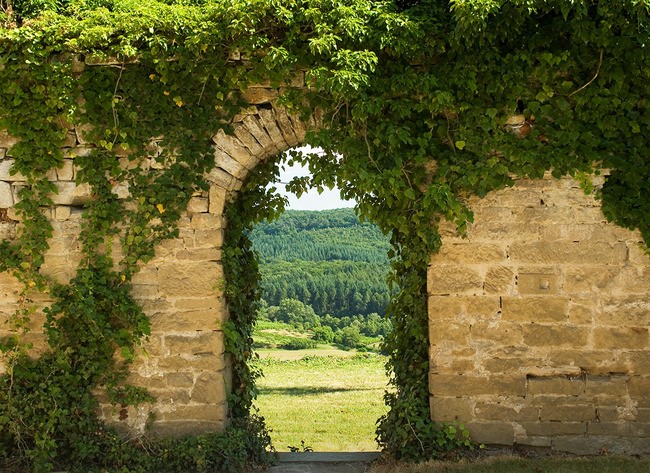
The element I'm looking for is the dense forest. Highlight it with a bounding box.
[250,208,392,318]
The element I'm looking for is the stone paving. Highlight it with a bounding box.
[263,452,380,473]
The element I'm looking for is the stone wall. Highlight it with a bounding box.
[0,79,308,435]
[428,175,650,454]
[1,76,649,452]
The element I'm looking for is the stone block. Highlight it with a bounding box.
[0,130,19,147]
[242,115,279,155]
[482,357,533,374]
[148,420,225,437]
[527,376,585,396]
[469,321,523,345]
[509,241,627,265]
[193,229,224,248]
[428,266,483,295]
[517,272,559,295]
[257,108,290,151]
[214,148,250,180]
[0,159,26,181]
[187,196,209,213]
[272,106,300,147]
[502,297,569,322]
[54,206,71,221]
[540,405,596,422]
[483,266,516,294]
[563,266,621,293]
[433,243,507,264]
[429,397,473,422]
[428,295,500,319]
[174,248,222,261]
[242,87,278,104]
[598,295,650,327]
[230,124,265,157]
[165,372,195,388]
[429,374,526,397]
[522,324,588,348]
[474,402,539,422]
[0,182,13,208]
[548,349,626,375]
[429,322,469,346]
[553,435,649,455]
[518,421,586,436]
[616,266,650,293]
[191,371,227,404]
[205,167,236,190]
[628,242,650,265]
[208,185,227,215]
[158,261,223,297]
[567,298,595,325]
[585,375,628,398]
[156,353,226,372]
[149,309,223,332]
[466,422,515,445]
[51,181,93,205]
[628,377,650,407]
[587,421,650,437]
[623,351,650,375]
[164,330,223,357]
[593,326,648,350]
[161,403,227,423]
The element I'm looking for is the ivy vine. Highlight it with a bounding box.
[0,0,648,470]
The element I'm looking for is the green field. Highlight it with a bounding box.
[253,353,389,452]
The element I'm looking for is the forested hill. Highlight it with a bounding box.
[250,208,392,317]
[250,208,391,264]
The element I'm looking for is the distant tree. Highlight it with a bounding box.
[335,325,362,350]
[312,325,335,344]
[268,298,319,329]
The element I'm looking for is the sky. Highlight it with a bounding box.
[274,148,355,211]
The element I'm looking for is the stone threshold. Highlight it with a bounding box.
[277,452,381,463]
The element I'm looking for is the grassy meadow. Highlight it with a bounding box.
[253,353,389,452]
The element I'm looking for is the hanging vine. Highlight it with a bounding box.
[0,0,648,471]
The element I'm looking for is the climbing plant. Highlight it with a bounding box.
[0,0,648,470]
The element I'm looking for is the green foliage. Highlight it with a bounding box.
[279,338,318,350]
[0,0,648,468]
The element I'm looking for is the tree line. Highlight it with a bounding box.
[251,208,392,318]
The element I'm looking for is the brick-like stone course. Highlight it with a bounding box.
[429,174,650,455]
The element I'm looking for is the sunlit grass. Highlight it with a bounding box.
[253,353,389,452]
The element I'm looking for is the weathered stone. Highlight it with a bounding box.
[509,241,627,265]
[147,420,226,437]
[428,295,500,319]
[0,181,13,208]
[0,159,26,181]
[522,324,588,348]
[466,422,515,445]
[0,130,19,147]
[51,181,93,205]
[242,115,279,155]
[474,402,539,422]
[585,375,628,398]
[213,148,249,180]
[272,106,301,147]
[428,266,483,295]
[191,371,227,404]
[483,266,516,294]
[433,243,507,264]
[164,331,223,356]
[208,185,228,215]
[517,272,559,295]
[593,326,648,350]
[540,405,596,422]
[502,297,569,322]
[429,374,526,397]
[598,295,650,327]
[527,376,585,396]
[257,108,290,151]
[518,421,586,436]
[187,196,209,213]
[429,397,473,422]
